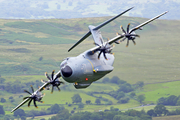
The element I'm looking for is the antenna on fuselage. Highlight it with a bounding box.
[68,7,134,52]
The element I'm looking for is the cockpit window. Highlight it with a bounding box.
[60,61,67,68]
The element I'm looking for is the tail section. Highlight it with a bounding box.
[89,25,104,46]
[68,7,134,52]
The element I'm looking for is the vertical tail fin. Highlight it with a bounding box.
[68,7,133,52]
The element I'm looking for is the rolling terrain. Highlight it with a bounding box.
[0,16,180,118]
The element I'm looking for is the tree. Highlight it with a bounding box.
[113,115,121,120]
[0,78,5,83]
[91,112,102,120]
[71,94,82,104]
[39,57,43,61]
[78,103,84,109]
[0,98,6,103]
[176,98,180,106]
[14,109,26,117]
[157,97,166,105]
[137,95,145,103]
[154,105,168,116]
[136,81,144,88]
[50,104,62,114]
[130,92,136,97]
[147,109,157,117]
[21,116,26,120]
[166,95,178,106]
[102,77,110,83]
[95,98,101,105]
[9,96,13,99]
[116,91,125,100]
[118,84,133,93]
[49,109,70,120]
[110,76,120,84]
[118,97,130,104]
[86,100,91,104]
[0,105,5,115]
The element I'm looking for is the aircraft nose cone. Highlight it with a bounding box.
[61,65,73,77]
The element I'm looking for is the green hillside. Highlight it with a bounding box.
[0,17,180,84]
[0,16,180,119]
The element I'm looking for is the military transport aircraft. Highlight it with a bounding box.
[11,7,168,112]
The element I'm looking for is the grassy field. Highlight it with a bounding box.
[153,115,180,120]
[0,16,180,119]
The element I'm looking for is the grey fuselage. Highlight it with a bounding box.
[60,50,114,88]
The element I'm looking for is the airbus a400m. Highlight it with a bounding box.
[11,7,168,112]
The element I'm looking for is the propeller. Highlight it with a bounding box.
[41,70,64,93]
[120,23,140,47]
[94,38,114,60]
[23,85,44,108]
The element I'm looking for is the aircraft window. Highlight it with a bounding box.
[60,62,67,68]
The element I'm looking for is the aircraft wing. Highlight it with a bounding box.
[129,11,168,33]
[11,98,30,113]
[38,82,50,92]
[89,11,168,54]
[11,71,62,113]
[11,82,50,113]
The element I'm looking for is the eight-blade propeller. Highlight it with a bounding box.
[120,23,140,47]
[94,38,114,60]
[23,85,44,108]
[41,70,64,93]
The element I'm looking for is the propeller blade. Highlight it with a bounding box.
[103,52,108,60]
[24,90,32,95]
[56,86,61,92]
[94,42,100,46]
[98,51,103,59]
[33,99,38,108]
[45,72,51,80]
[60,81,65,84]
[120,37,126,42]
[23,97,30,100]
[28,99,33,107]
[116,32,120,36]
[41,79,48,83]
[120,25,126,34]
[54,71,61,80]
[51,86,54,94]
[130,34,140,37]
[114,40,120,44]
[126,40,129,47]
[51,70,55,80]
[30,85,34,93]
[127,23,130,33]
[132,40,136,45]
